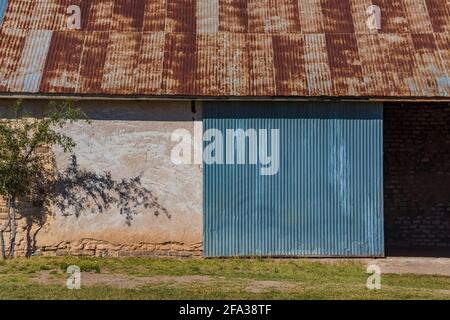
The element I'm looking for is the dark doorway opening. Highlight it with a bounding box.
[384,102,450,258]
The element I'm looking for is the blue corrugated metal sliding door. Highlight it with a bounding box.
[203,101,384,257]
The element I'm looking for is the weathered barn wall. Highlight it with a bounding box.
[2,98,449,258]
[0,99,203,257]
[384,103,450,251]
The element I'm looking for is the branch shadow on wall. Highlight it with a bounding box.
[23,154,170,257]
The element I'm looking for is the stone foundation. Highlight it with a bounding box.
[1,197,204,258]
[37,239,203,258]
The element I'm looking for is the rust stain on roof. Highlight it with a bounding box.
[195,34,221,95]
[248,34,275,96]
[110,0,146,32]
[0,0,449,98]
[137,32,165,94]
[325,34,364,96]
[272,34,307,96]
[143,0,166,32]
[162,32,196,95]
[101,32,142,94]
[426,0,450,32]
[219,0,248,33]
[166,0,196,33]
[372,0,409,33]
[321,0,355,33]
[85,0,113,31]
[403,0,434,33]
[357,34,418,96]
[0,28,27,91]
[77,31,109,94]
[40,31,85,94]
[221,33,249,95]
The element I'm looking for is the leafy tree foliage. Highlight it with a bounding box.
[0,100,81,259]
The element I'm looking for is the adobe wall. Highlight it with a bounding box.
[0,99,203,257]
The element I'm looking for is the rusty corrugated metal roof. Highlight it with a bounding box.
[0,0,449,98]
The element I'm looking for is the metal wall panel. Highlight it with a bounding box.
[204,101,384,257]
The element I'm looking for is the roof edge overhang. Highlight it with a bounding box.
[0,93,450,103]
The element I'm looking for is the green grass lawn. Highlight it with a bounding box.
[0,257,449,300]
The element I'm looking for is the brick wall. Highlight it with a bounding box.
[384,103,450,249]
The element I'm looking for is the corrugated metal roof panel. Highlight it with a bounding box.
[325,33,365,96]
[101,32,141,94]
[410,33,448,97]
[248,33,276,96]
[29,0,66,30]
[372,0,409,33]
[166,0,196,33]
[162,32,196,95]
[403,0,434,33]
[426,0,450,33]
[0,0,8,25]
[272,34,307,95]
[196,0,219,35]
[40,31,85,93]
[434,33,450,95]
[221,33,249,95]
[195,34,220,95]
[0,0,449,98]
[0,28,27,91]
[85,0,113,32]
[137,32,165,95]
[77,31,109,94]
[219,0,248,33]
[110,0,146,32]
[304,33,333,95]
[7,29,52,93]
[321,0,355,33]
[143,0,166,32]
[357,33,419,96]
